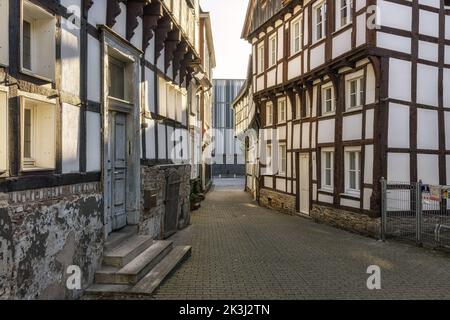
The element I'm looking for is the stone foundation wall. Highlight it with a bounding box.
[259,188,296,214]
[140,164,191,239]
[311,205,381,238]
[0,182,103,300]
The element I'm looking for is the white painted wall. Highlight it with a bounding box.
[86,111,101,172]
[364,145,374,184]
[355,13,366,47]
[61,18,80,96]
[388,103,410,148]
[342,114,362,141]
[387,153,410,182]
[417,154,439,184]
[112,2,127,38]
[389,58,411,102]
[145,119,156,159]
[417,64,439,107]
[332,28,352,59]
[365,109,374,139]
[378,0,412,31]
[87,35,101,102]
[417,108,439,150]
[310,43,325,70]
[317,119,335,143]
[61,103,80,173]
[419,9,439,38]
[444,68,450,108]
[418,40,439,62]
[88,0,107,26]
[130,18,143,50]
[377,32,411,54]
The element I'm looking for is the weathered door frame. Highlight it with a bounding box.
[100,26,142,236]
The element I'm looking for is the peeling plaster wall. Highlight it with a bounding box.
[140,165,191,239]
[0,182,103,300]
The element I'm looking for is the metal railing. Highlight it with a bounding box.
[381,178,450,249]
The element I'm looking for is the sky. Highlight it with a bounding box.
[200,0,251,80]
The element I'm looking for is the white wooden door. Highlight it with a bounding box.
[299,153,310,215]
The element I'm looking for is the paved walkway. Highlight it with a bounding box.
[153,187,450,299]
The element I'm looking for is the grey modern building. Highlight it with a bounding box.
[212,79,245,177]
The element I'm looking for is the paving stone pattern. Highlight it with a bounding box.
[153,183,450,300]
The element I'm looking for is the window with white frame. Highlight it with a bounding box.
[266,101,273,126]
[336,0,352,29]
[322,83,335,114]
[345,147,361,196]
[313,0,327,42]
[278,143,287,175]
[0,89,7,174]
[321,148,334,191]
[269,33,277,67]
[291,16,302,55]
[347,76,365,110]
[258,42,265,73]
[21,97,56,170]
[278,98,286,123]
[21,0,56,80]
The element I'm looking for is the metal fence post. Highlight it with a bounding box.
[416,180,423,245]
[381,177,387,241]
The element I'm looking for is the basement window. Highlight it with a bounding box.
[21,97,56,171]
[0,89,7,175]
[21,0,56,80]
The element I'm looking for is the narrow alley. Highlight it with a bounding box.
[153,179,450,300]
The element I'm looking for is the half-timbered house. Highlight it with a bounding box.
[0,0,214,299]
[232,55,259,199]
[241,0,450,237]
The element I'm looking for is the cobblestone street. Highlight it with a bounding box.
[153,180,450,300]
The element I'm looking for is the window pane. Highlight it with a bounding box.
[326,169,331,186]
[350,171,356,189]
[23,20,31,70]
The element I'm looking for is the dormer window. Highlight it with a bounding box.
[21,0,56,80]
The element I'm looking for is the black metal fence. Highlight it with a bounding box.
[381,178,450,249]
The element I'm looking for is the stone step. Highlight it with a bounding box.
[84,284,132,298]
[131,246,191,295]
[103,235,153,268]
[104,226,138,252]
[95,240,173,285]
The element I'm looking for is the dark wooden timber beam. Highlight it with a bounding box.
[126,0,146,41]
[142,1,164,51]
[155,16,172,60]
[172,42,188,80]
[165,29,181,73]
